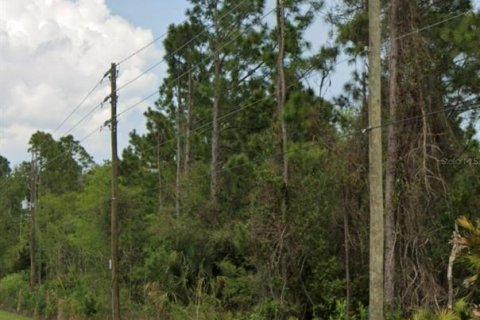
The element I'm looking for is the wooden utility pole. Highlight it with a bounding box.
[368,0,384,318]
[29,150,37,288]
[109,62,121,320]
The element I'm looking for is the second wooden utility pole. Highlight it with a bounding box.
[368,0,384,318]
[109,62,121,320]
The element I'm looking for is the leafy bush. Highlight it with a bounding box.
[327,300,368,320]
[0,272,31,312]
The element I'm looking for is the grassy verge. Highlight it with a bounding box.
[0,310,30,320]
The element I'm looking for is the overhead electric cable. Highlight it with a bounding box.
[115,0,250,91]
[120,101,480,199]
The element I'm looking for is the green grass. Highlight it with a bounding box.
[0,310,30,320]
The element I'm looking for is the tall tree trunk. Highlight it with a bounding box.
[275,0,289,309]
[29,151,37,288]
[343,186,351,319]
[384,0,399,308]
[157,132,162,213]
[276,0,288,208]
[447,229,461,310]
[211,7,221,203]
[368,0,384,318]
[184,70,193,174]
[175,80,182,218]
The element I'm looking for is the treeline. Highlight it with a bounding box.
[0,0,479,319]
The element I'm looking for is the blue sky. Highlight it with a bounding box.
[106,0,191,37]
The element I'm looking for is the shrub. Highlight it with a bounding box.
[0,272,32,312]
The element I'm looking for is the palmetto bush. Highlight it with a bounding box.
[412,216,480,320]
[456,216,480,289]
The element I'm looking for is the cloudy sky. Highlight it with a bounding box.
[0,0,477,166]
[0,0,188,165]
[0,0,338,166]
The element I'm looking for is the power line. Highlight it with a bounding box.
[396,11,468,41]
[116,65,317,159]
[12,72,112,171]
[78,124,104,145]
[51,74,108,136]
[112,8,475,163]
[1,6,473,189]
[116,31,171,67]
[1,3,286,191]
[116,2,332,95]
[61,100,106,137]
[0,73,112,194]
[20,64,327,175]
[115,0,251,91]
[9,1,253,167]
[10,93,480,195]
[42,100,480,214]
[22,95,480,193]
[31,59,301,174]
[115,6,277,119]
[12,104,480,239]
[17,81,109,169]
[111,5,473,159]
[120,100,480,200]
[67,7,474,137]
[118,5,471,117]
[31,124,105,172]
[21,123,104,174]
[0,73,109,176]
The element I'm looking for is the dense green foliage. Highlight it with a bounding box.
[0,0,479,319]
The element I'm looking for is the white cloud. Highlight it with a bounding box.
[0,0,164,166]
